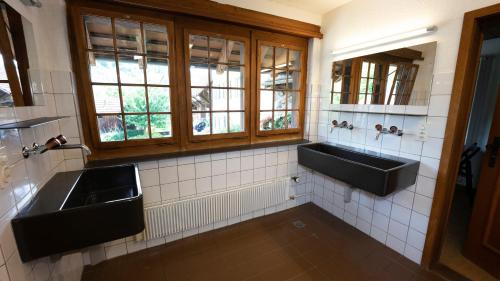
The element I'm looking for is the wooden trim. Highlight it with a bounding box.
[5,5,33,106]
[421,2,500,270]
[103,0,322,39]
[253,31,308,140]
[0,11,24,106]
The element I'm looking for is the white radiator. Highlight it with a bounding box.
[143,178,290,240]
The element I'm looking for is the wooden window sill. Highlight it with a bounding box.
[85,138,309,168]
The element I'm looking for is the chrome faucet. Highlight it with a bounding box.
[22,135,91,158]
[375,124,403,140]
[331,120,353,132]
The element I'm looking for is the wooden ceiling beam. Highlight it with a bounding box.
[105,0,323,38]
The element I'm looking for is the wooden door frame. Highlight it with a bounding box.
[421,2,500,271]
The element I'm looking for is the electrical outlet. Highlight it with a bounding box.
[416,124,428,141]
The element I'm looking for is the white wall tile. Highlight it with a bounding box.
[139,169,159,187]
[407,228,426,251]
[159,166,178,184]
[212,174,226,191]
[143,186,161,205]
[413,194,433,216]
[226,157,241,173]
[161,183,179,201]
[416,176,436,198]
[428,95,451,117]
[388,219,409,241]
[386,235,405,255]
[179,180,196,198]
[195,177,211,194]
[390,204,411,226]
[195,162,211,179]
[178,164,196,181]
[211,160,226,176]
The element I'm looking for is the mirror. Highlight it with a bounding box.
[0,1,38,107]
[330,42,437,106]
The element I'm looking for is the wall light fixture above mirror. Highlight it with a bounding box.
[330,41,437,107]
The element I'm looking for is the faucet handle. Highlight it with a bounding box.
[56,135,67,145]
[375,124,383,131]
[332,120,338,127]
[44,137,63,150]
[389,126,398,134]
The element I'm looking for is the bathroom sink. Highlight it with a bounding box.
[11,164,144,262]
[298,143,419,196]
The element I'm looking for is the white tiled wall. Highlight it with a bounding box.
[310,69,454,264]
[0,70,85,281]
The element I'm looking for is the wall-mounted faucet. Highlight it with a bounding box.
[375,124,403,140]
[22,135,91,158]
[331,120,353,132]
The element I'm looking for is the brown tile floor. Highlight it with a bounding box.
[82,203,445,281]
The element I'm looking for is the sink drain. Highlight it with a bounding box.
[292,220,306,229]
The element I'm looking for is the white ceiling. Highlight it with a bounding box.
[265,0,352,15]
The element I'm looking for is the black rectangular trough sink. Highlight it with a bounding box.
[11,164,144,262]
[298,143,419,196]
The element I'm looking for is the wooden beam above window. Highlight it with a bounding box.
[104,0,323,38]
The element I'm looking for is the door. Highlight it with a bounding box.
[464,88,500,279]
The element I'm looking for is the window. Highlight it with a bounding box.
[331,60,353,104]
[385,63,419,105]
[187,32,248,140]
[69,3,309,160]
[257,41,305,135]
[83,14,174,145]
[0,2,31,106]
[357,60,387,104]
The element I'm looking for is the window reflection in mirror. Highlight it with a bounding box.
[330,42,436,106]
[0,1,36,107]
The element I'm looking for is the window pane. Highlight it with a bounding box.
[228,40,244,65]
[193,113,210,135]
[151,114,171,138]
[331,93,341,105]
[287,70,301,90]
[144,23,168,57]
[98,115,124,142]
[260,111,273,130]
[148,87,170,112]
[88,52,117,83]
[287,92,299,110]
[274,70,286,90]
[274,91,286,110]
[0,55,7,80]
[228,65,244,88]
[260,46,273,68]
[92,85,120,113]
[210,64,227,88]
[369,63,376,77]
[260,69,273,89]
[147,58,169,85]
[209,37,226,63]
[289,50,301,70]
[359,78,367,93]
[0,83,13,107]
[211,88,227,111]
[367,79,374,94]
[229,112,244,133]
[260,90,273,110]
[119,54,144,84]
[274,111,286,129]
[212,112,228,134]
[229,89,244,110]
[333,76,342,92]
[122,86,146,113]
[361,62,369,77]
[358,94,366,104]
[275,47,287,68]
[189,35,208,62]
[288,111,299,129]
[191,88,210,111]
[84,16,113,51]
[366,94,373,105]
[115,19,143,53]
[190,63,209,87]
[125,114,149,139]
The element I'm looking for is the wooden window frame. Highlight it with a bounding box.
[354,59,389,105]
[386,63,419,105]
[67,1,309,161]
[254,31,307,140]
[182,22,251,143]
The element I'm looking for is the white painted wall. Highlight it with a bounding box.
[312,0,500,265]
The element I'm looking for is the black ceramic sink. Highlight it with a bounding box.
[11,164,144,262]
[298,143,419,196]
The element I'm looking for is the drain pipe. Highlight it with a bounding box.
[344,185,354,203]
